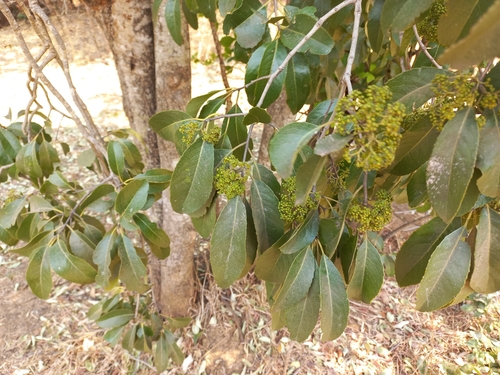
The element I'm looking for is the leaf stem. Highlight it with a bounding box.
[243,123,255,161]
[412,25,442,69]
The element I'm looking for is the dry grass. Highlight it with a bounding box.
[1,8,500,375]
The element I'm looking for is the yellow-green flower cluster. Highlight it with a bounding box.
[334,86,405,171]
[202,126,221,144]
[214,155,250,199]
[278,176,319,224]
[417,0,446,42]
[327,161,349,193]
[179,122,200,145]
[347,190,393,232]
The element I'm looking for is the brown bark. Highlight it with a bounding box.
[153,3,195,318]
[258,91,295,168]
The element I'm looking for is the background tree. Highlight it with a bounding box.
[1,0,500,372]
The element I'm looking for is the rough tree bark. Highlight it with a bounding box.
[83,0,195,317]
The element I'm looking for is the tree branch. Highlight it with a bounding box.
[412,25,442,69]
[341,0,362,94]
[255,0,356,108]
[210,22,232,109]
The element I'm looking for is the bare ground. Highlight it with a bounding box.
[1,9,500,375]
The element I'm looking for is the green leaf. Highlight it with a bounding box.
[245,41,288,108]
[318,196,352,258]
[273,247,316,311]
[285,54,312,114]
[390,115,439,176]
[254,233,299,283]
[0,128,21,159]
[319,255,349,341]
[93,230,118,288]
[295,154,325,205]
[280,211,319,255]
[476,109,500,198]
[219,0,242,16]
[49,238,96,284]
[149,110,194,143]
[118,235,149,293]
[182,0,198,29]
[338,232,358,283]
[103,325,125,347]
[285,265,320,342]
[16,213,40,242]
[38,140,59,177]
[155,332,169,372]
[28,196,54,212]
[395,217,461,286]
[26,246,52,299]
[381,0,434,33]
[133,213,170,248]
[77,148,96,168]
[367,0,386,54]
[115,179,149,223]
[387,68,452,112]
[221,105,250,161]
[165,0,182,45]
[170,138,214,215]
[122,324,137,352]
[252,164,280,196]
[0,197,25,228]
[314,133,352,157]
[225,0,267,48]
[9,230,53,257]
[77,184,116,214]
[96,309,134,329]
[107,141,128,181]
[438,2,500,69]
[199,95,226,118]
[69,230,96,265]
[307,100,337,125]
[470,207,500,293]
[191,197,216,238]
[269,122,320,178]
[243,107,272,125]
[427,108,479,223]
[210,197,247,288]
[250,180,284,253]
[416,227,471,311]
[346,237,384,303]
[17,142,43,179]
[407,163,429,208]
[164,330,184,365]
[198,0,217,22]
[437,0,495,47]
[281,13,334,55]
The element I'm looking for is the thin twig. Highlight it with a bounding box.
[255,0,356,107]
[341,0,362,94]
[243,123,255,161]
[202,111,247,124]
[363,171,368,206]
[210,22,232,109]
[0,163,14,174]
[382,214,432,241]
[123,351,156,371]
[412,25,442,69]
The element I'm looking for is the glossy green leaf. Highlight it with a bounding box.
[273,247,315,311]
[245,41,288,108]
[9,230,53,257]
[241,199,258,277]
[118,235,149,293]
[17,142,43,179]
[155,332,169,372]
[252,164,280,196]
[191,197,216,238]
[438,2,500,69]
[28,196,54,212]
[96,309,134,329]
[77,184,115,214]
[427,108,479,223]
[121,324,137,352]
[219,0,242,16]
[26,246,52,299]
[16,213,40,242]
[295,155,326,205]
[250,180,284,253]
[346,238,383,303]
[133,213,170,248]
[115,138,143,171]
[165,0,182,45]
[338,232,358,283]
[285,54,311,114]
[407,163,429,208]
[198,0,217,22]
[387,68,452,112]
[476,109,500,198]
[69,230,95,265]
[437,0,495,46]
[319,255,349,341]
[280,211,319,254]
[285,265,320,342]
[170,138,214,215]
[77,148,96,168]
[390,115,439,176]
[103,325,125,347]
[107,141,128,181]
[0,197,25,228]
[269,122,319,178]
[381,0,433,33]
[281,13,334,55]
[243,107,272,125]
[367,0,385,53]
[395,217,461,286]
[38,140,59,177]
[115,179,149,222]
[49,238,96,284]
[221,105,250,161]
[149,110,195,143]
[93,230,118,288]
[254,233,299,283]
[470,207,500,293]
[416,227,471,311]
[314,133,352,157]
[210,197,247,288]
[224,0,267,48]
[0,128,21,159]
[165,330,184,365]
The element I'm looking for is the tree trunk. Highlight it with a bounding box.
[83,0,195,317]
[153,3,196,318]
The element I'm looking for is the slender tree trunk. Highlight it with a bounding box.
[153,3,195,318]
[83,0,195,317]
